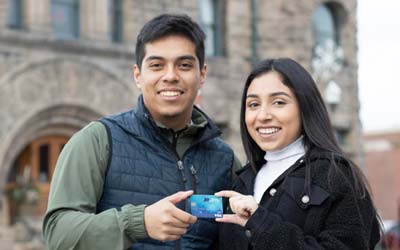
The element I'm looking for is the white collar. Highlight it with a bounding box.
[264,136,306,162]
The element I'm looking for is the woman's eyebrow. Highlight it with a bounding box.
[246,92,291,98]
[269,91,291,97]
[246,93,258,98]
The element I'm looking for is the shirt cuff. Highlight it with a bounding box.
[121,204,148,240]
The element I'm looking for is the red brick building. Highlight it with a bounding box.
[364,130,400,221]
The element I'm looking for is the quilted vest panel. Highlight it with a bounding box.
[96,104,233,250]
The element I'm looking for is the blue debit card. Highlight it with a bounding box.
[189,195,223,218]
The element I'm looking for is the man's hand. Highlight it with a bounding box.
[214,190,259,227]
[144,190,197,242]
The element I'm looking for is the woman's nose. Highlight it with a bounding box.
[257,106,273,121]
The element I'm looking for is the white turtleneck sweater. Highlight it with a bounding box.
[253,136,306,203]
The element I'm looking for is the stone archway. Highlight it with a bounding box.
[0,57,136,185]
[0,57,137,225]
[0,104,102,188]
[2,104,101,224]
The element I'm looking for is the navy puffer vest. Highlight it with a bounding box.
[96,97,233,250]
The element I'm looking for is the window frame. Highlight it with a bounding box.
[8,0,24,30]
[51,0,80,39]
[109,0,124,43]
[312,4,338,48]
[198,0,226,57]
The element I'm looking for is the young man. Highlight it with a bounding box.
[43,14,240,249]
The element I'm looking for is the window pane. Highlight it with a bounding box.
[7,162,18,182]
[199,0,217,56]
[39,145,50,182]
[199,0,214,25]
[312,5,336,47]
[335,129,348,146]
[51,0,79,39]
[109,0,123,42]
[205,26,215,56]
[8,0,23,29]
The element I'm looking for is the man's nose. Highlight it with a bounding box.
[162,66,179,82]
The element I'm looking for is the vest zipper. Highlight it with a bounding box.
[144,114,212,250]
[173,132,187,186]
[189,165,199,193]
[177,160,187,183]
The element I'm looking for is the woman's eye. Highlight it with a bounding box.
[273,100,286,106]
[247,102,259,108]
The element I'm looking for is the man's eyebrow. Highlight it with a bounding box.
[145,56,164,62]
[178,55,196,61]
[144,55,196,62]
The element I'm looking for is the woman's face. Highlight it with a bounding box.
[245,71,302,152]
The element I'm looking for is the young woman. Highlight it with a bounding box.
[216,58,381,249]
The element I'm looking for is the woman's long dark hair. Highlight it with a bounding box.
[240,58,374,200]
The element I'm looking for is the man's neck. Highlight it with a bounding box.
[153,114,192,131]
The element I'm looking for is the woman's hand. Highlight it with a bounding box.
[214,190,259,227]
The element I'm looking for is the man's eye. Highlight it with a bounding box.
[179,63,193,69]
[149,63,162,68]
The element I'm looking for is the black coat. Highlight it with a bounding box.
[220,154,381,250]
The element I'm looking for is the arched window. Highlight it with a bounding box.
[312,4,337,47]
[198,0,225,57]
[6,136,69,223]
[312,2,347,49]
[311,2,347,80]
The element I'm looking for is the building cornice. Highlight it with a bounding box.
[0,29,134,60]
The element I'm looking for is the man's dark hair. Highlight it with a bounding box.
[135,14,206,70]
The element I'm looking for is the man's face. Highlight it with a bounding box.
[134,35,207,129]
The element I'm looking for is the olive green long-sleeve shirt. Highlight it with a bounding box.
[43,119,241,250]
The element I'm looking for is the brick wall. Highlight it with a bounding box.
[364,130,400,220]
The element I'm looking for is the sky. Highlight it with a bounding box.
[358,0,400,132]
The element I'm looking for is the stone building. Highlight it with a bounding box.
[0,0,360,241]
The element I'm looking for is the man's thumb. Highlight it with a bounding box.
[167,190,194,204]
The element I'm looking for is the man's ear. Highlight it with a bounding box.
[133,64,141,89]
[199,64,207,89]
